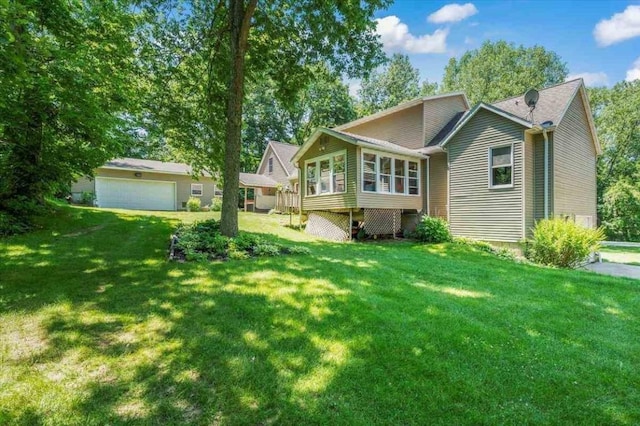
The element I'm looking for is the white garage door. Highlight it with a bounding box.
[95,177,176,211]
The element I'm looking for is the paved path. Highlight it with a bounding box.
[584,262,640,280]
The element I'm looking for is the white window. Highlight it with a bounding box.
[362,153,377,192]
[191,183,203,196]
[305,150,347,196]
[361,151,420,196]
[268,157,273,174]
[489,145,513,188]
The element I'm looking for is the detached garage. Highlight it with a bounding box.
[95,177,176,211]
[71,158,219,211]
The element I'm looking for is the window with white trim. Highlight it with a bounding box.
[361,151,420,196]
[305,151,347,196]
[489,145,513,188]
[191,183,203,196]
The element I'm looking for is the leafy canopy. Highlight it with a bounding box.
[441,40,568,104]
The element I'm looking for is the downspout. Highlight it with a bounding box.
[543,129,549,219]
[426,156,430,216]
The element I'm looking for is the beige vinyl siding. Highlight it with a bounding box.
[257,145,290,186]
[300,135,357,211]
[448,109,525,242]
[356,147,423,210]
[342,104,424,149]
[553,93,598,225]
[82,169,217,210]
[523,133,535,237]
[423,96,468,144]
[428,152,448,217]
[533,133,554,222]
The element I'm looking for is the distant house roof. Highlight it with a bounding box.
[101,158,212,177]
[256,140,299,177]
[491,78,583,126]
[239,172,278,188]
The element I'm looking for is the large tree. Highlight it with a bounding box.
[242,65,356,172]
[358,53,437,115]
[441,40,568,104]
[0,0,139,219]
[140,0,389,236]
[589,81,640,240]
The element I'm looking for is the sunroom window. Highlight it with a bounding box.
[361,151,420,195]
[305,150,347,196]
[489,145,513,188]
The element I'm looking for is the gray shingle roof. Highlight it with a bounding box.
[239,173,278,188]
[426,111,468,147]
[102,158,211,176]
[491,79,582,126]
[269,141,299,175]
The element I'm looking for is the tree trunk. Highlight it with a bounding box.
[220,0,257,237]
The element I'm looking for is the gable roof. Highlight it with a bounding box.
[435,103,534,148]
[334,92,470,131]
[491,78,582,126]
[292,128,426,164]
[101,158,212,177]
[256,140,299,177]
[239,172,278,188]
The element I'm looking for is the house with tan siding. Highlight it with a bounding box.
[72,140,300,212]
[292,79,600,242]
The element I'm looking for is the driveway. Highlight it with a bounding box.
[584,262,640,280]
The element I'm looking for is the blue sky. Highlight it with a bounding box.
[365,1,640,91]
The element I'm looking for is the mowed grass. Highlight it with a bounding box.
[1,205,639,425]
[600,245,640,266]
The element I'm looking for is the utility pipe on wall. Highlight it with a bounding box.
[543,129,549,219]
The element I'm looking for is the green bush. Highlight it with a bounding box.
[415,216,451,243]
[80,191,95,206]
[186,197,201,212]
[526,218,604,268]
[0,212,29,237]
[211,197,222,212]
[454,238,515,261]
[173,219,306,261]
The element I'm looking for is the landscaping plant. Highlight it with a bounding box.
[526,217,604,268]
[414,215,452,243]
[186,197,201,212]
[211,197,223,212]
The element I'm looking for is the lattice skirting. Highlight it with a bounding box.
[364,209,401,236]
[305,211,350,241]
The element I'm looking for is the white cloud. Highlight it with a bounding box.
[376,16,448,54]
[626,57,640,82]
[428,3,478,24]
[567,72,609,87]
[594,5,640,46]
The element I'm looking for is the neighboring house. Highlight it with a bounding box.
[72,140,300,212]
[239,140,299,211]
[292,79,600,242]
[71,158,220,211]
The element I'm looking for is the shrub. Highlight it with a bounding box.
[80,191,95,206]
[286,245,311,255]
[526,218,604,268]
[0,212,29,237]
[231,232,262,252]
[211,197,222,212]
[253,243,281,257]
[186,197,201,212]
[415,216,451,243]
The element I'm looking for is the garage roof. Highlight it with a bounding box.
[239,173,279,188]
[101,158,212,177]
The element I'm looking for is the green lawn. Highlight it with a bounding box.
[600,245,640,266]
[1,205,639,425]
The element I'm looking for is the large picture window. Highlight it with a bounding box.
[305,151,347,196]
[361,151,420,196]
[489,145,513,188]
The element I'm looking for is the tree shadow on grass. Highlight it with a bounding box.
[1,208,640,424]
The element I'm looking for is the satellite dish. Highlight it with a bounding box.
[524,89,539,108]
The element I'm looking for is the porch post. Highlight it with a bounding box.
[244,187,247,212]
